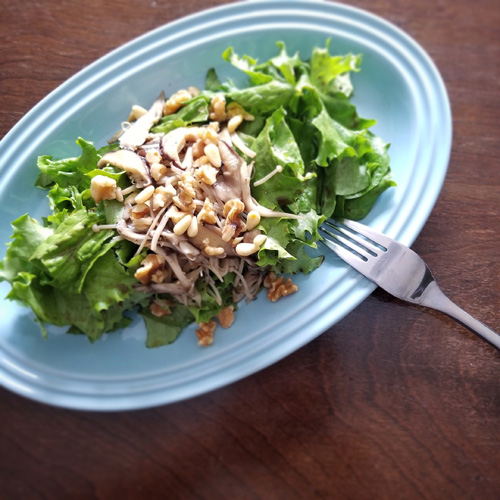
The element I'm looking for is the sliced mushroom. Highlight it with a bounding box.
[212,140,243,203]
[98,149,151,188]
[119,91,165,150]
[161,127,199,163]
[218,140,241,173]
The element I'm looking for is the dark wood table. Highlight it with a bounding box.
[1,1,500,498]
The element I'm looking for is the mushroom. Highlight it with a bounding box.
[98,149,151,188]
[119,91,165,150]
[161,127,199,163]
[213,141,243,203]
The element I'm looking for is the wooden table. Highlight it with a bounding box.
[1,1,499,498]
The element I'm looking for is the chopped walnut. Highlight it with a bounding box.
[216,306,235,329]
[194,164,218,185]
[163,89,192,115]
[145,149,162,166]
[151,186,174,210]
[209,94,227,122]
[134,254,167,284]
[173,172,196,212]
[198,126,219,145]
[196,320,217,347]
[150,299,172,317]
[264,272,299,302]
[222,199,245,242]
[150,163,168,182]
[197,198,217,224]
[90,175,118,203]
[131,203,150,219]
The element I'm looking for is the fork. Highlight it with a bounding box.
[320,219,500,350]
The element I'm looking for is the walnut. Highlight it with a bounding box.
[145,149,162,166]
[131,203,150,219]
[173,172,196,212]
[150,299,172,317]
[197,198,217,224]
[150,163,168,182]
[222,199,245,242]
[216,306,235,329]
[151,186,174,210]
[134,254,167,284]
[194,164,218,185]
[163,89,192,115]
[264,272,299,302]
[90,175,118,203]
[196,320,217,347]
[209,93,227,122]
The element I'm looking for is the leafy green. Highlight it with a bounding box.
[152,94,210,134]
[0,41,394,348]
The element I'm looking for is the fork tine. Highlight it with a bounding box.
[320,231,373,274]
[334,218,395,249]
[322,219,384,256]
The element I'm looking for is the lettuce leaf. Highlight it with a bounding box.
[0,41,395,348]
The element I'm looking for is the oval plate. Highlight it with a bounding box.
[0,0,451,410]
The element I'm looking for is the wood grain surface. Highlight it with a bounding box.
[1,1,500,499]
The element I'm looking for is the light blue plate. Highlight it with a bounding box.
[0,0,451,410]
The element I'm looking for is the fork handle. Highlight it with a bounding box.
[421,283,500,350]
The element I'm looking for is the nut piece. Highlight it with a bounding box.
[222,199,245,242]
[264,272,299,302]
[245,210,261,230]
[135,185,155,204]
[197,198,217,224]
[204,143,222,168]
[173,214,193,236]
[194,164,218,185]
[90,175,118,203]
[163,89,192,115]
[134,254,167,284]
[196,320,217,347]
[227,114,244,134]
[209,94,227,122]
[235,242,259,257]
[150,299,172,317]
[216,306,235,329]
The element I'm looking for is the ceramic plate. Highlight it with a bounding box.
[0,0,451,410]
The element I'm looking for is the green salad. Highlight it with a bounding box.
[0,42,394,347]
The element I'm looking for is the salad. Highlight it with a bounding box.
[0,42,394,348]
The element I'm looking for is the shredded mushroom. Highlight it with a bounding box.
[94,89,301,344]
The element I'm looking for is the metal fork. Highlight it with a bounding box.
[320,219,500,350]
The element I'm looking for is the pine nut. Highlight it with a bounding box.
[253,234,267,247]
[173,214,192,235]
[227,114,243,134]
[246,210,261,230]
[135,185,155,204]
[235,242,259,257]
[204,143,222,168]
[187,215,199,237]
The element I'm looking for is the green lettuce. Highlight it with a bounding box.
[0,41,394,348]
